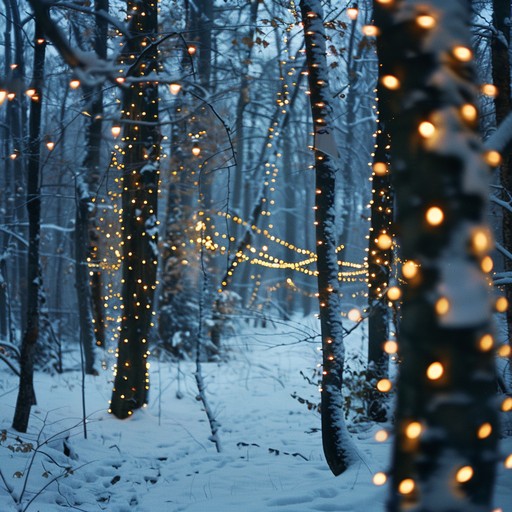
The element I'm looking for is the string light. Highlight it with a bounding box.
[455,466,473,483]
[387,286,401,301]
[373,472,387,485]
[426,206,444,226]
[347,5,359,20]
[46,141,55,151]
[452,46,472,62]
[418,121,436,138]
[402,260,418,279]
[381,75,400,90]
[416,14,436,29]
[405,421,422,439]
[495,296,508,313]
[484,150,502,167]
[383,340,398,354]
[377,378,392,392]
[481,84,498,97]
[169,83,181,95]
[477,423,492,439]
[502,397,512,412]
[375,430,389,442]
[461,104,477,123]
[69,79,81,89]
[398,478,415,495]
[478,334,494,352]
[111,125,122,138]
[426,361,444,380]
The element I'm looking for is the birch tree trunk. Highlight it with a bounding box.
[300,0,357,476]
[374,1,499,509]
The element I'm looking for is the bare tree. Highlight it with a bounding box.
[12,21,46,433]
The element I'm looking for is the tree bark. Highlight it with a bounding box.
[367,121,393,422]
[110,0,160,419]
[12,21,46,433]
[491,0,512,343]
[300,0,357,476]
[374,1,499,509]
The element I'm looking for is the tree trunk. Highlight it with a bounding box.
[374,1,499,509]
[74,0,109,374]
[300,0,357,476]
[367,121,393,422]
[492,0,512,343]
[110,0,160,419]
[12,21,46,433]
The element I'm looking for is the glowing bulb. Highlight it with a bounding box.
[426,362,444,380]
[381,75,400,90]
[398,479,415,495]
[402,261,418,279]
[46,141,55,151]
[192,145,201,156]
[347,6,358,20]
[472,228,490,253]
[188,45,197,55]
[0,90,6,104]
[405,422,422,439]
[461,104,478,122]
[499,345,512,357]
[377,379,392,392]
[111,125,121,138]
[502,397,512,412]
[505,455,512,468]
[348,308,361,322]
[69,79,81,89]
[373,162,388,175]
[9,152,17,160]
[383,340,398,354]
[485,150,502,167]
[481,84,498,97]
[377,233,393,249]
[455,466,473,483]
[362,25,379,37]
[169,83,181,95]
[481,256,493,273]
[387,286,401,301]
[478,334,494,352]
[477,423,492,439]
[419,121,436,138]
[375,430,389,442]
[435,297,450,315]
[373,472,387,485]
[453,46,472,62]
[416,14,436,28]
[495,296,508,313]
[426,206,444,226]
[26,88,36,97]
[7,92,15,100]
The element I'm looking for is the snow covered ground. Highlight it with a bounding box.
[0,318,511,511]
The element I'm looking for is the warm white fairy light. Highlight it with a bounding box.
[455,466,474,483]
[426,362,444,380]
[426,206,444,226]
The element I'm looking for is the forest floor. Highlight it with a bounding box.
[0,317,511,511]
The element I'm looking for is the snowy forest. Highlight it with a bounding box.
[0,0,511,510]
